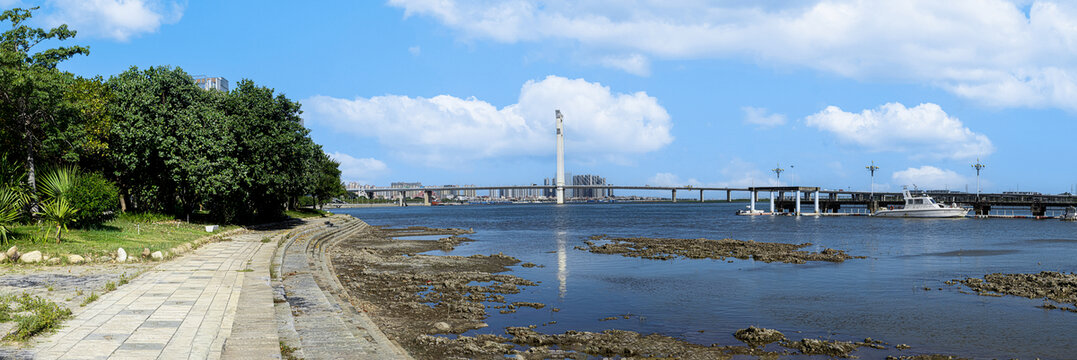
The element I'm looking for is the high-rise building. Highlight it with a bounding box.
[390,182,422,198]
[194,76,229,92]
[573,174,608,198]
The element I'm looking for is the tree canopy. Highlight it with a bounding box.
[0,7,345,224]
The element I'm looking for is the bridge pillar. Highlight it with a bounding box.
[795,190,802,216]
[699,189,704,202]
[769,192,775,213]
[364,191,374,200]
[814,191,820,215]
[974,204,991,216]
[672,189,677,202]
[423,190,431,206]
[750,191,756,211]
[1031,203,1046,217]
[726,190,732,202]
[398,191,406,207]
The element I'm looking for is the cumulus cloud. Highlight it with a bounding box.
[329,152,389,184]
[647,172,700,187]
[892,166,968,190]
[43,0,184,41]
[805,102,994,159]
[742,106,786,128]
[408,46,421,56]
[304,75,673,166]
[388,0,1077,110]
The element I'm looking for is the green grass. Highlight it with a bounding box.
[285,208,329,219]
[80,292,98,307]
[3,212,239,259]
[0,293,72,342]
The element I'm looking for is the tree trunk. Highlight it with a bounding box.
[24,132,38,215]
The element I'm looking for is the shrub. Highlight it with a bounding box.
[66,172,120,228]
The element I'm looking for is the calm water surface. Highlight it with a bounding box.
[332,203,1077,359]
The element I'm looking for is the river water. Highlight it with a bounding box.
[331,202,1077,359]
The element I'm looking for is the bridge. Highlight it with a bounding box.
[351,185,749,206]
[757,187,1077,216]
[348,185,1077,216]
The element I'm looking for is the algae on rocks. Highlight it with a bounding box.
[578,235,864,264]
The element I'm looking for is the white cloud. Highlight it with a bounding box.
[892,166,968,190]
[389,0,1077,110]
[742,106,787,127]
[598,53,650,76]
[804,102,994,159]
[304,75,673,166]
[329,152,389,184]
[647,172,700,187]
[408,46,421,56]
[43,0,184,41]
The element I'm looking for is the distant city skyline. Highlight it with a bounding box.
[45,1,1077,195]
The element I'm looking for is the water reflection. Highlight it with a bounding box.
[556,230,567,299]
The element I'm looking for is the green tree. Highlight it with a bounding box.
[312,154,344,209]
[0,7,89,213]
[221,80,319,220]
[105,66,237,216]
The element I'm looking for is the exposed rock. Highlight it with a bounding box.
[954,271,1077,312]
[579,235,864,264]
[47,257,61,265]
[150,251,164,260]
[433,322,451,332]
[0,252,7,262]
[66,255,85,264]
[141,248,151,258]
[19,250,42,264]
[734,326,785,347]
[783,338,859,357]
[5,245,17,259]
[116,248,127,262]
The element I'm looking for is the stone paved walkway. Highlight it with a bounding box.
[31,230,283,360]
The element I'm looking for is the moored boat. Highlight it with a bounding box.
[873,190,969,218]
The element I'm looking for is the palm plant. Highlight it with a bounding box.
[36,167,78,243]
[0,187,22,245]
[38,197,76,243]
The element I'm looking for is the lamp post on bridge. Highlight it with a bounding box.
[866,161,880,212]
[972,158,986,200]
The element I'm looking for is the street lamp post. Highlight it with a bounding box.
[866,160,879,201]
[972,158,986,200]
[771,163,784,186]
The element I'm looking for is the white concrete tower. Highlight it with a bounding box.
[555,110,566,204]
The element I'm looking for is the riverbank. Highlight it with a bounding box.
[325,215,969,359]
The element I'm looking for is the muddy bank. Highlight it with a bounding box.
[952,271,1077,312]
[416,326,947,360]
[578,235,863,264]
[330,228,538,359]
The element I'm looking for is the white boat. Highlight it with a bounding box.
[873,190,969,218]
[1061,206,1077,221]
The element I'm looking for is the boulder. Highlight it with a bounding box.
[19,250,42,264]
[5,245,17,259]
[141,248,150,258]
[67,255,85,264]
[150,251,164,260]
[433,321,451,332]
[116,248,128,262]
[47,257,61,265]
[0,252,6,262]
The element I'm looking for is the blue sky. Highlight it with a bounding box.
[14,0,1077,196]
